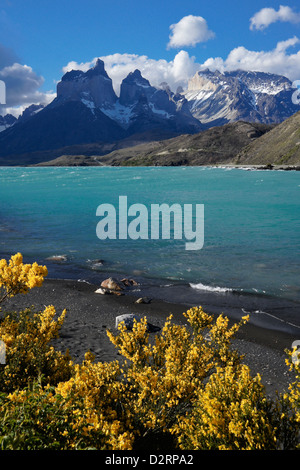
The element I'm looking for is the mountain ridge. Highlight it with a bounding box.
[33,113,300,168]
[235,109,300,165]
[0,60,300,166]
[0,59,202,164]
[184,69,298,127]
[32,121,274,167]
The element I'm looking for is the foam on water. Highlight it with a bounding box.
[0,166,299,308]
[190,282,233,293]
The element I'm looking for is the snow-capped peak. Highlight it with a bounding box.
[183,69,296,126]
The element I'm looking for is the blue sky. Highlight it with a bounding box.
[1,0,300,115]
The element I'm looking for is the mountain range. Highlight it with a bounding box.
[35,111,300,168]
[0,59,299,166]
[35,121,273,167]
[0,59,202,165]
[184,69,297,127]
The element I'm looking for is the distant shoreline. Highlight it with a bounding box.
[1,162,300,170]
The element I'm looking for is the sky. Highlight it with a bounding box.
[1,0,300,116]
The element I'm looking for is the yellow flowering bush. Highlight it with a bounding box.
[285,350,300,423]
[276,349,300,449]
[0,382,106,450]
[104,308,251,448]
[1,254,300,450]
[0,305,73,392]
[0,253,48,304]
[55,354,134,450]
[0,252,71,393]
[175,364,276,450]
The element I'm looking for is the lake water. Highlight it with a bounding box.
[0,166,299,331]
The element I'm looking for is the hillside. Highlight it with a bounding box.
[35,121,273,167]
[1,63,299,167]
[235,110,300,166]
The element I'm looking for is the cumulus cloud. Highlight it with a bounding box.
[167,15,215,49]
[250,5,300,31]
[62,35,300,97]
[201,36,300,81]
[0,43,55,117]
[63,51,200,95]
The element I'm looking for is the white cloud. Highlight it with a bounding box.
[200,36,300,81]
[250,5,300,31]
[3,19,300,119]
[62,36,300,98]
[0,63,55,114]
[0,44,55,116]
[63,51,200,95]
[167,15,215,49]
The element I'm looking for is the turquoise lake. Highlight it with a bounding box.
[0,166,299,305]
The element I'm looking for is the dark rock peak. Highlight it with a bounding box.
[57,58,117,107]
[61,59,110,83]
[86,58,110,80]
[122,69,151,87]
[119,70,154,106]
[61,69,86,82]
[0,113,17,126]
[18,104,44,121]
[159,82,170,91]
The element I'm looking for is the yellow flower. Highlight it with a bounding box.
[0,253,48,303]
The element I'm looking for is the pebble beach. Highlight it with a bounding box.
[3,277,298,400]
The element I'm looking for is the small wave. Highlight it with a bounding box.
[78,279,93,285]
[243,308,300,330]
[86,258,105,269]
[190,282,233,293]
[252,288,266,294]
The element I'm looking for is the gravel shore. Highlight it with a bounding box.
[3,278,298,399]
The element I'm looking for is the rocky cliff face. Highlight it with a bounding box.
[0,60,299,165]
[184,69,298,126]
[55,62,202,134]
[0,104,45,133]
[0,59,202,164]
[57,58,117,108]
[0,113,17,132]
[119,69,153,106]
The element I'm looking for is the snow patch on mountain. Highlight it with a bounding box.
[81,98,96,114]
[248,83,288,95]
[183,69,298,125]
[186,89,215,108]
[149,103,174,119]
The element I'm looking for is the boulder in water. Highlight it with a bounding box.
[101,277,123,291]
